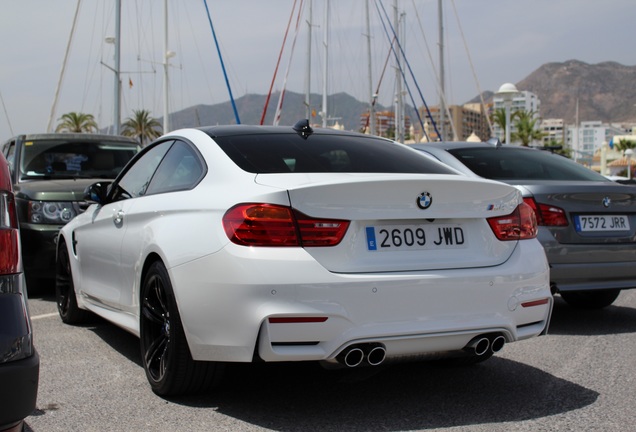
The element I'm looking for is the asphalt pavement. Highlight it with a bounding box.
[23,289,636,431]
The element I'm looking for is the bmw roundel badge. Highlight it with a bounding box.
[417,192,433,209]
[602,196,611,208]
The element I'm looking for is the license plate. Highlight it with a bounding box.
[366,224,467,251]
[574,215,631,232]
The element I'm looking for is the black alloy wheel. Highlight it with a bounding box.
[140,261,223,396]
[55,241,91,324]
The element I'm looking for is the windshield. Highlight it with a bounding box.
[20,139,140,180]
[448,147,611,182]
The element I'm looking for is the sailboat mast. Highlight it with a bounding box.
[113,0,121,135]
[438,0,445,141]
[305,0,312,120]
[163,0,170,133]
[365,0,376,135]
[321,0,329,128]
[393,1,404,142]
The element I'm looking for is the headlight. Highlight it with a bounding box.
[28,201,77,224]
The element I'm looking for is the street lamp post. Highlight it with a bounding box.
[497,83,519,144]
[625,148,634,180]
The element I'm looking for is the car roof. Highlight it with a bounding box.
[14,133,138,144]
[197,124,380,139]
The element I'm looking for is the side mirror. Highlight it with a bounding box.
[84,181,112,204]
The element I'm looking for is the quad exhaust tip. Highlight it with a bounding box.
[465,333,507,356]
[338,343,387,368]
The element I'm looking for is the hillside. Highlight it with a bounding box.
[170,91,398,132]
[169,60,636,131]
[516,60,636,123]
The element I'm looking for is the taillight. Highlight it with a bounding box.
[0,191,20,274]
[487,202,538,241]
[223,203,350,247]
[523,197,568,227]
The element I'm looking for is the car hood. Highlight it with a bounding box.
[14,178,100,201]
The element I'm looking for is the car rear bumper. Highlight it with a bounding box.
[169,239,553,363]
[0,350,39,430]
[550,260,636,292]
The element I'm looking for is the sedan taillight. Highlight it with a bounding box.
[487,202,538,241]
[523,197,568,227]
[223,203,350,247]
[0,191,20,274]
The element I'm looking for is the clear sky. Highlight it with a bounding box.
[1,0,634,137]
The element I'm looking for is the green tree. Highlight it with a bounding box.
[511,111,546,147]
[55,112,98,133]
[122,109,162,146]
[613,138,636,152]
[491,108,520,143]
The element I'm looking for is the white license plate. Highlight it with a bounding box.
[574,215,631,232]
[365,224,467,251]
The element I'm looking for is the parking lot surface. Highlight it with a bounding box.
[24,290,636,431]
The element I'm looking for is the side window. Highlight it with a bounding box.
[112,140,173,201]
[145,140,204,195]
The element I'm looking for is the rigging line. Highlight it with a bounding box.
[375,0,436,142]
[274,0,305,126]
[362,41,393,132]
[47,0,82,133]
[410,0,458,141]
[0,90,14,136]
[449,0,493,136]
[202,0,240,124]
[260,0,298,125]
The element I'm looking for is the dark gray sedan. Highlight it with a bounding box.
[412,141,636,309]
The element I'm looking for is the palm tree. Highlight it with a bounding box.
[122,109,162,146]
[511,111,546,147]
[55,112,98,133]
[491,108,519,143]
[613,138,636,153]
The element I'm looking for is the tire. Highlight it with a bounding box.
[140,261,223,396]
[560,289,621,309]
[56,241,92,324]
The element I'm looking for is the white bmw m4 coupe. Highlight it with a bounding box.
[56,120,552,396]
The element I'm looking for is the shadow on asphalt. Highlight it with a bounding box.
[171,359,598,431]
[548,295,636,336]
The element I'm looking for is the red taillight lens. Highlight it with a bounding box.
[523,197,568,227]
[223,203,350,247]
[0,191,20,274]
[487,202,538,241]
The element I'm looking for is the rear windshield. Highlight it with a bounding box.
[449,147,610,181]
[214,133,456,174]
[20,139,140,180]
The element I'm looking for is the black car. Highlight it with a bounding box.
[0,152,39,432]
[412,140,636,309]
[1,133,140,289]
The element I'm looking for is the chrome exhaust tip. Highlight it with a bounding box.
[490,335,506,353]
[366,346,386,366]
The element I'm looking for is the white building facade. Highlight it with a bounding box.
[566,121,624,166]
[492,90,541,145]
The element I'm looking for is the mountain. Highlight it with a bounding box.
[169,60,636,131]
[473,60,636,124]
[170,91,395,132]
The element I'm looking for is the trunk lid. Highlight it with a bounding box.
[257,173,522,273]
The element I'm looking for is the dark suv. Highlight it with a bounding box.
[0,152,39,432]
[1,133,139,289]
